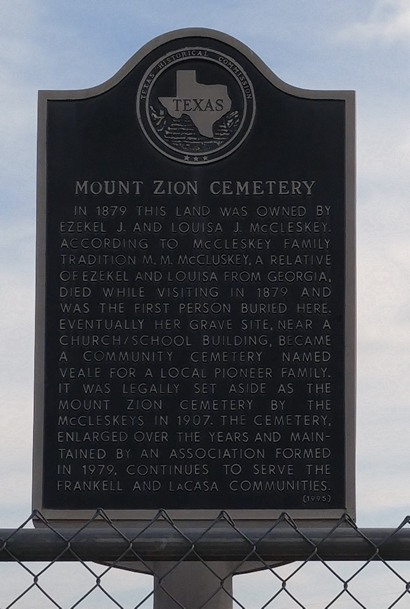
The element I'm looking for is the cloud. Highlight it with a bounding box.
[340,0,410,44]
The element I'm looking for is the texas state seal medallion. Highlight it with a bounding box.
[137,47,255,164]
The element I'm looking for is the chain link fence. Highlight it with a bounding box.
[1,510,410,608]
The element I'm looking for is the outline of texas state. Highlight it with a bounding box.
[159,70,232,138]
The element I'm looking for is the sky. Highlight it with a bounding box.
[1,0,410,535]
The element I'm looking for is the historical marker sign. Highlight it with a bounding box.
[33,29,355,521]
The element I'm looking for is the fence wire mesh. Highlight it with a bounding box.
[0,510,409,609]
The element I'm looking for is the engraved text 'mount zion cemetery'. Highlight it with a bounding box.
[34,29,355,520]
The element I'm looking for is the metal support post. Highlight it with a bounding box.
[152,561,236,609]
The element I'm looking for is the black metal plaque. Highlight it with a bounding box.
[34,29,355,519]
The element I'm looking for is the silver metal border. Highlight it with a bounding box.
[33,28,356,523]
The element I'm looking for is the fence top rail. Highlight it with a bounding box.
[1,524,410,562]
